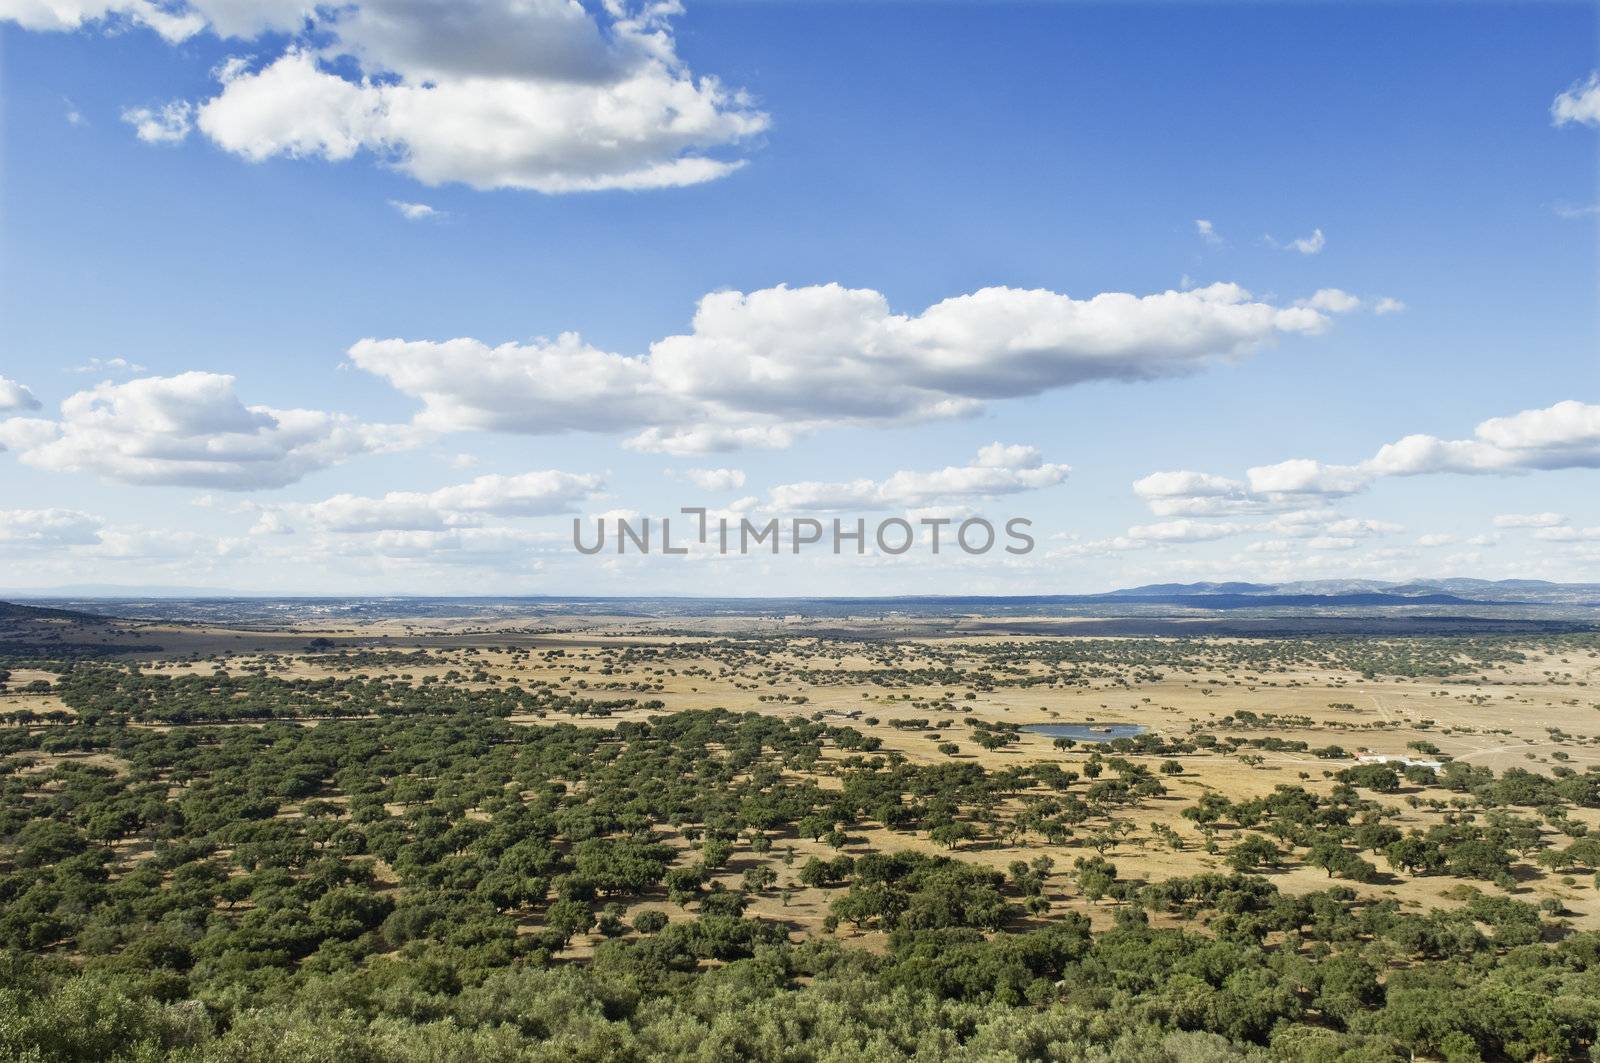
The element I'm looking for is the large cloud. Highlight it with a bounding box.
[1136,399,1600,513]
[352,281,1346,453]
[10,0,768,193]
[0,372,412,489]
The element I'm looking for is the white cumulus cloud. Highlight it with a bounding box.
[1553,73,1600,127]
[0,372,414,489]
[389,200,440,221]
[351,280,1350,453]
[1262,510,1400,539]
[1125,519,1249,543]
[0,376,41,414]
[0,508,104,548]
[1268,228,1325,254]
[1493,512,1566,529]
[1534,525,1600,542]
[121,101,192,143]
[286,469,604,532]
[1301,288,1360,313]
[6,0,768,194]
[766,444,1069,512]
[72,357,147,375]
[0,0,203,40]
[1137,400,1600,514]
[679,467,746,492]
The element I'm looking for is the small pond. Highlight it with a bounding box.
[1021,723,1148,742]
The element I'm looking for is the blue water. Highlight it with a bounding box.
[1022,723,1148,742]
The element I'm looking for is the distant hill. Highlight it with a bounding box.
[1101,582,1278,597]
[0,600,108,624]
[1096,590,1497,610]
[0,584,253,598]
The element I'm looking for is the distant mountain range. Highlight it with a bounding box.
[1105,579,1600,606]
[5,578,1597,603]
[2,579,1597,630]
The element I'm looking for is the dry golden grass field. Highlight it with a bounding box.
[9,604,1599,951]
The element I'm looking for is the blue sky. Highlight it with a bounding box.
[0,0,1596,594]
